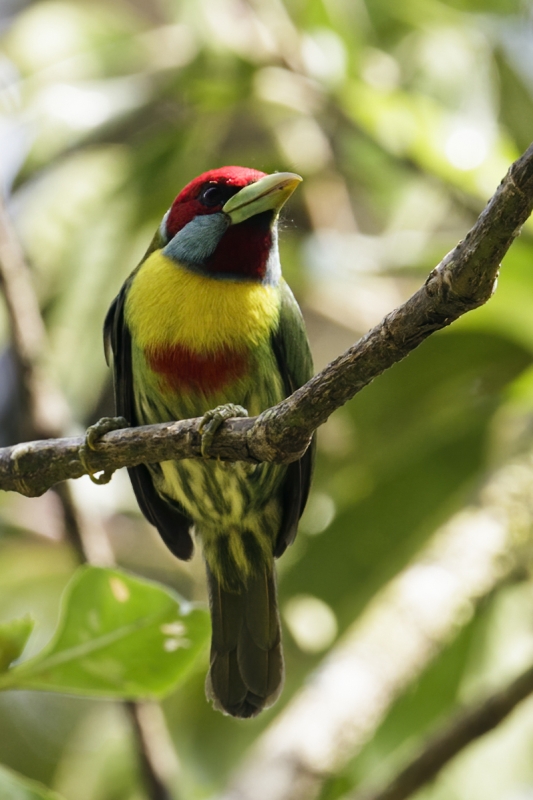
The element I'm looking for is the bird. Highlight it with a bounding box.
[102,166,314,718]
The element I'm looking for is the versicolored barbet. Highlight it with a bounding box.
[103,167,315,718]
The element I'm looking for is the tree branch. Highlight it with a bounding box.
[352,661,533,800]
[2,142,533,495]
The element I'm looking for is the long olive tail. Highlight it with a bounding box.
[205,562,284,719]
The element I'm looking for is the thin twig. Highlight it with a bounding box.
[0,194,179,800]
[127,702,181,800]
[0,199,67,439]
[2,142,533,496]
[351,662,533,800]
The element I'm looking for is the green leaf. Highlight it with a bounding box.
[0,616,34,672]
[0,764,65,800]
[0,567,209,698]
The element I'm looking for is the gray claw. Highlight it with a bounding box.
[199,404,248,458]
[79,416,130,485]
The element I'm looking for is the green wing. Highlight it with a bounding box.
[104,278,194,561]
[271,279,316,557]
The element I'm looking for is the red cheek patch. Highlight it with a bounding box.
[146,343,249,395]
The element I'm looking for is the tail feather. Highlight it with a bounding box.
[209,578,241,652]
[205,562,284,719]
[237,625,269,697]
[244,568,279,649]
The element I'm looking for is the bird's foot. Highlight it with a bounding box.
[78,416,130,485]
[199,404,248,458]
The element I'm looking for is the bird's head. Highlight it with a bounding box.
[157,166,301,283]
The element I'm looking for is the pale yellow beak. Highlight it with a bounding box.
[222,172,302,225]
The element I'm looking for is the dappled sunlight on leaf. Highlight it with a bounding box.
[1,567,209,698]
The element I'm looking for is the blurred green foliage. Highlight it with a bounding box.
[2,0,533,798]
[0,763,65,800]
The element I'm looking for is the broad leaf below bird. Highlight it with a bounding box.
[100,166,315,717]
[0,566,209,697]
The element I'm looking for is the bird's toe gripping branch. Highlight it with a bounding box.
[198,404,248,458]
[78,416,130,484]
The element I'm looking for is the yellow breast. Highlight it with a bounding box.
[125,250,281,354]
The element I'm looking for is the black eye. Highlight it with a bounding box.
[199,184,225,207]
[198,183,241,208]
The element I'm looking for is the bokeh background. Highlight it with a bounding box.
[2,0,533,798]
